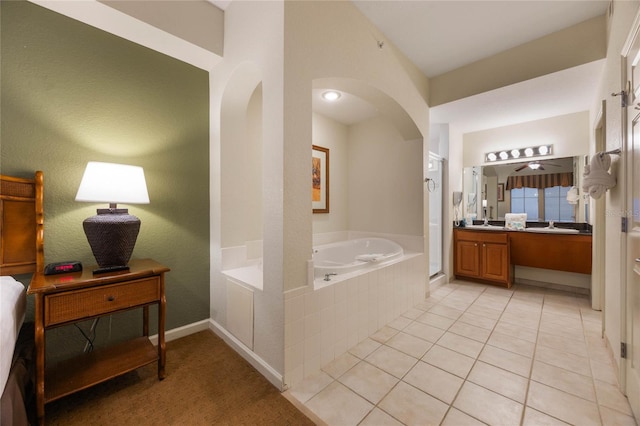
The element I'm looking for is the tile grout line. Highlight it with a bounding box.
[356,282,491,425]
[418,286,578,424]
[353,289,447,425]
[427,283,537,424]
[519,287,544,426]
[527,290,604,425]
[297,283,618,426]
[453,284,534,425]
[364,287,465,425]
[353,286,458,425]
[437,284,569,424]
[433,283,492,425]
[439,286,628,425]
[584,305,606,426]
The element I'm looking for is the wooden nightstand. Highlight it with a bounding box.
[27,258,170,425]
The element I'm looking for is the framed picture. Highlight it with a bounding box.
[498,183,505,202]
[312,145,329,213]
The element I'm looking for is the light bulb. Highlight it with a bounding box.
[321,91,341,101]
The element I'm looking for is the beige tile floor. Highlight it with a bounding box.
[287,281,638,425]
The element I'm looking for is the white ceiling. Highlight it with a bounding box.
[430,59,605,134]
[353,0,609,134]
[352,1,609,78]
[211,1,610,134]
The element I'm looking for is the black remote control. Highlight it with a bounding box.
[93,265,130,275]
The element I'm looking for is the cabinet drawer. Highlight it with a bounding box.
[455,230,508,244]
[45,277,160,326]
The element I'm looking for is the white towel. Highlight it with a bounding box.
[566,186,579,205]
[356,254,383,262]
[505,213,527,230]
[582,153,616,199]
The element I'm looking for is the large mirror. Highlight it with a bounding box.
[463,156,587,223]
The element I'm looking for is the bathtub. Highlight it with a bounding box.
[313,237,404,280]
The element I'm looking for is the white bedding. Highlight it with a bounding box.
[0,276,26,394]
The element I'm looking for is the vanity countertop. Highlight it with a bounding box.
[457,221,592,235]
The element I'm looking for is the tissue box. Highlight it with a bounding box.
[505,213,527,230]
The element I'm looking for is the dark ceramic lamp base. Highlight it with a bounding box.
[83,208,140,274]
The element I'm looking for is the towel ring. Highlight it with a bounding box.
[424,178,437,193]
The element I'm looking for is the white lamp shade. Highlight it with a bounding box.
[75,162,150,204]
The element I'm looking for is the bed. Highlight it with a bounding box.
[0,171,43,426]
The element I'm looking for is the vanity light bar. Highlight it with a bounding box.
[485,144,553,163]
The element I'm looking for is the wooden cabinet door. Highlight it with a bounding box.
[482,242,508,282]
[455,240,480,277]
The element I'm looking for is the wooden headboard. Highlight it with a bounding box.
[0,171,44,275]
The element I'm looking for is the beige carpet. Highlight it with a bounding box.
[43,330,315,425]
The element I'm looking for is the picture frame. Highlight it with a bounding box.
[312,145,329,213]
[498,183,505,202]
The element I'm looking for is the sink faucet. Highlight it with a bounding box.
[483,202,488,226]
[549,220,555,229]
[324,273,337,281]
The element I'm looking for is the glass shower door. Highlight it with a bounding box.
[428,153,443,277]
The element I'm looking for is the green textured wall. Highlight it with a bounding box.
[1,1,210,361]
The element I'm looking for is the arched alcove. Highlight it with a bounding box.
[313,78,421,141]
[311,78,425,241]
[221,63,264,252]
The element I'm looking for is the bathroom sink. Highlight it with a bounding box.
[464,224,505,231]
[525,227,580,234]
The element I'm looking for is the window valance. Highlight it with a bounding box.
[505,172,573,190]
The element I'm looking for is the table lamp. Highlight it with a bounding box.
[75,162,149,274]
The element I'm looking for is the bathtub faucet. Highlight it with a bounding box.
[324,273,337,281]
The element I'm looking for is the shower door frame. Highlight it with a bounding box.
[428,152,444,277]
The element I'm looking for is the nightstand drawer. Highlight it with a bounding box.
[44,277,161,326]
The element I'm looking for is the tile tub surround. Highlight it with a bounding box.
[284,254,426,388]
[286,281,636,426]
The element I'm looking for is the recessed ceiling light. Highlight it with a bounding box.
[321,90,341,101]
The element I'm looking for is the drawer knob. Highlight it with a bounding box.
[107,295,115,302]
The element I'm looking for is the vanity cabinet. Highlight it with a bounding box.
[509,232,592,274]
[454,229,512,287]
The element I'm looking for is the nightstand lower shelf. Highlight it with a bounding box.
[45,337,159,403]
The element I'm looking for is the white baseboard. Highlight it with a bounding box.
[148,319,210,346]
[148,319,284,391]
[208,319,284,391]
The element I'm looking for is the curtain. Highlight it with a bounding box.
[505,172,573,190]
